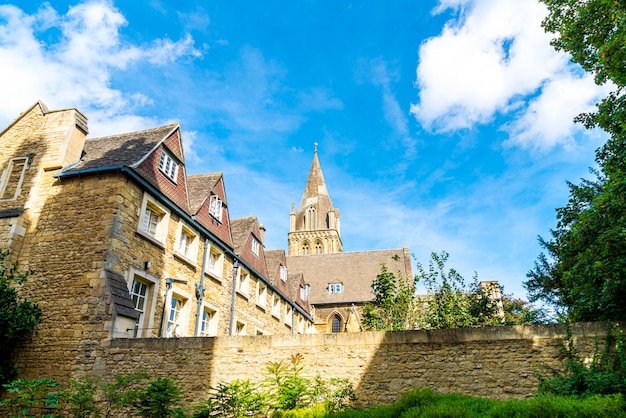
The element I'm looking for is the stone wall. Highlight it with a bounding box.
[37,322,602,408]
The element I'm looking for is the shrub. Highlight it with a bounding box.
[135,377,185,418]
[0,378,63,418]
[193,380,264,418]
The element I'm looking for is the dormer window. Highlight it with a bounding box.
[209,195,222,222]
[251,237,260,257]
[280,265,287,282]
[328,283,343,294]
[158,150,178,182]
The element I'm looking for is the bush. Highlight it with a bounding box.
[193,380,265,418]
[0,378,63,418]
[135,377,185,418]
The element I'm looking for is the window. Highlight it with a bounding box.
[209,195,222,221]
[236,320,246,336]
[255,328,265,336]
[237,269,250,297]
[138,194,170,245]
[130,279,148,337]
[328,283,343,294]
[300,285,310,302]
[271,294,281,318]
[332,315,342,333]
[285,305,293,326]
[199,305,218,337]
[158,150,178,182]
[207,245,224,280]
[251,237,260,257]
[314,240,323,254]
[301,241,310,255]
[256,282,267,308]
[297,316,305,334]
[280,265,287,282]
[175,224,198,262]
[306,206,316,229]
[127,268,158,338]
[165,292,189,338]
[0,157,28,200]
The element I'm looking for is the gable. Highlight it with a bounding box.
[193,176,233,248]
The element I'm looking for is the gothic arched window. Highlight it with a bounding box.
[314,240,323,254]
[331,314,342,333]
[301,241,310,255]
[306,206,317,230]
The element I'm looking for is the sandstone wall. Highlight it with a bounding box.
[82,322,605,407]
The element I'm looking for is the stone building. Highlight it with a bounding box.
[286,150,413,333]
[0,102,315,378]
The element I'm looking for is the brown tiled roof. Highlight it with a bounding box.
[288,272,310,311]
[287,247,412,305]
[230,216,258,255]
[187,173,222,214]
[63,124,178,172]
[264,249,284,281]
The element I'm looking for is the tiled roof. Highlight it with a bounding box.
[264,249,284,281]
[63,124,178,172]
[104,269,139,320]
[187,173,222,214]
[230,216,258,255]
[287,248,412,305]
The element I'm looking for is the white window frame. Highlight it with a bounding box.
[237,268,250,298]
[251,237,260,257]
[297,315,305,334]
[175,222,198,264]
[165,288,191,338]
[0,157,28,200]
[328,283,343,294]
[280,265,287,282]
[209,195,223,222]
[199,303,219,337]
[127,267,158,338]
[138,193,170,246]
[271,294,281,319]
[256,282,267,309]
[158,149,178,182]
[284,305,293,327]
[206,243,224,281]
[235,320,247,336]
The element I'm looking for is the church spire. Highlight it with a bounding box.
[288,147,342,256]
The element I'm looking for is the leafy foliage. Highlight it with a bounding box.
[135,377,185,418]
[0,249,43,385]
[64,377,99,418]
[501,295,550,326]
[526,1,626,321]
[537,324,626,398]
[0,378,63,418]
[361,263,417,331]
[265,354,311,410]
[415,251,503,329]
[193,380,264,418]
[101,368,148,417]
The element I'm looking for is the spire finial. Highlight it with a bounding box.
[314,142,318,153]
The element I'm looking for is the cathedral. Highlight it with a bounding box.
[287,149,413,333]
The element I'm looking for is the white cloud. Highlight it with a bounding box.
[0,1,200,135]
[411,0,607,149]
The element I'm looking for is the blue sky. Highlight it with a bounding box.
[0,0,611,299]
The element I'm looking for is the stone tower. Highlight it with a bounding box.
[288,149,342,256]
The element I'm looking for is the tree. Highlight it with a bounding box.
[525,1,626,321]
[0,249,42,386]
[361,263,417,331]
[415,251,503,329]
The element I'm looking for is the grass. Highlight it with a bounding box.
[285,388,626,418]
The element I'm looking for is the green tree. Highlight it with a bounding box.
[501,295,549,326]
[415,251,502,329]
[361,263,416,331]
[0,249,42,386]
[525,1,626,321]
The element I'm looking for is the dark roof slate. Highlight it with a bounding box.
[104,269,139,320]
[230,216,258,255]
[63,124,178,172]
[187,173,221,214]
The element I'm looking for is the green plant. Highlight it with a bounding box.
[0,249,43,385]
[102,369,148,417]
[65,376,100,418]
[0,378,63,418]
[537,324,626,398]
[135,377,185,418]
[193,380,264,418]
[265,354,312,411]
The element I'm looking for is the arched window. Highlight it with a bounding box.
[331,315,342,333]
[306,206,317,230]
[314,240,323,254]
[301,241,310,255]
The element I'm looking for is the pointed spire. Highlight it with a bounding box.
[299,148,330,211]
